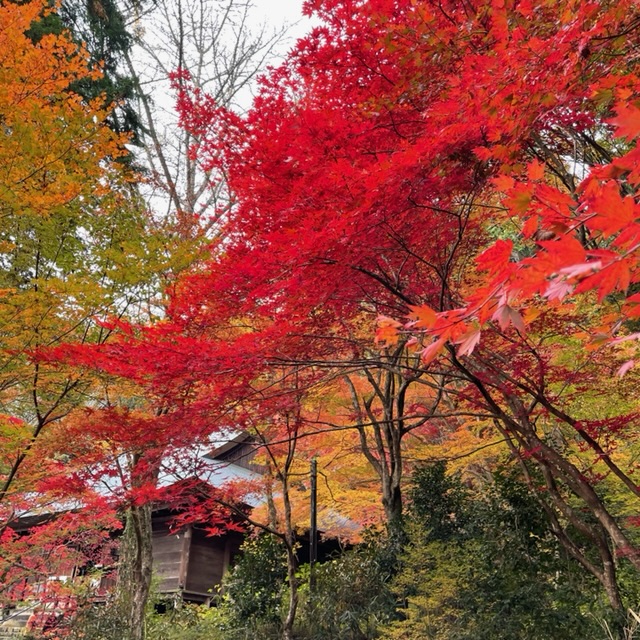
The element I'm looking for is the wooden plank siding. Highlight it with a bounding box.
[184,529,226,596]
[152,514,244,602]
[184,529,244,598]
[151,516,187,593]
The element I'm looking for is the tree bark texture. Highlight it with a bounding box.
[117,504,154,640]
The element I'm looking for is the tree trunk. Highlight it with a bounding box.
[282,543,299,640]
[382,482,403,534]
[117,503,154,640]
[281,472,298,640]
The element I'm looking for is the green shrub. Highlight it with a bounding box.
[294,533,398,640]
[384,463,610,640]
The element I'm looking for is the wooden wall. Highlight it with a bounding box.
[184,529,225,596]
[151,515,189,594]
[152,514,244,602]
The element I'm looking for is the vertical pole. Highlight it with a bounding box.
[309,458,318,593]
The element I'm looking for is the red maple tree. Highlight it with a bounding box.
[167,0,640,610]
[46,0,640,617]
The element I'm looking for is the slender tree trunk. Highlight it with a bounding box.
[282,543,299,640]
[281,473,298,640]
[117,503,154,640]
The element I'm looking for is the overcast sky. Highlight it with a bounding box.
[252,0,305,22]
[251,0,318,61]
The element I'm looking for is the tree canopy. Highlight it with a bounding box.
[2,0,640,638]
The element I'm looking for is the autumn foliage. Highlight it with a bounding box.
[160,0,640,611]
[0,0,127,215]
[0,0,169,602]
[2,0,640,630]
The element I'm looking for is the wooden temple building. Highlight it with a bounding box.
[151,432,262,602]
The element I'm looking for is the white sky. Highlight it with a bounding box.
[252,0,306,23]
[251,0,311,32]
[250,0,318,63]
